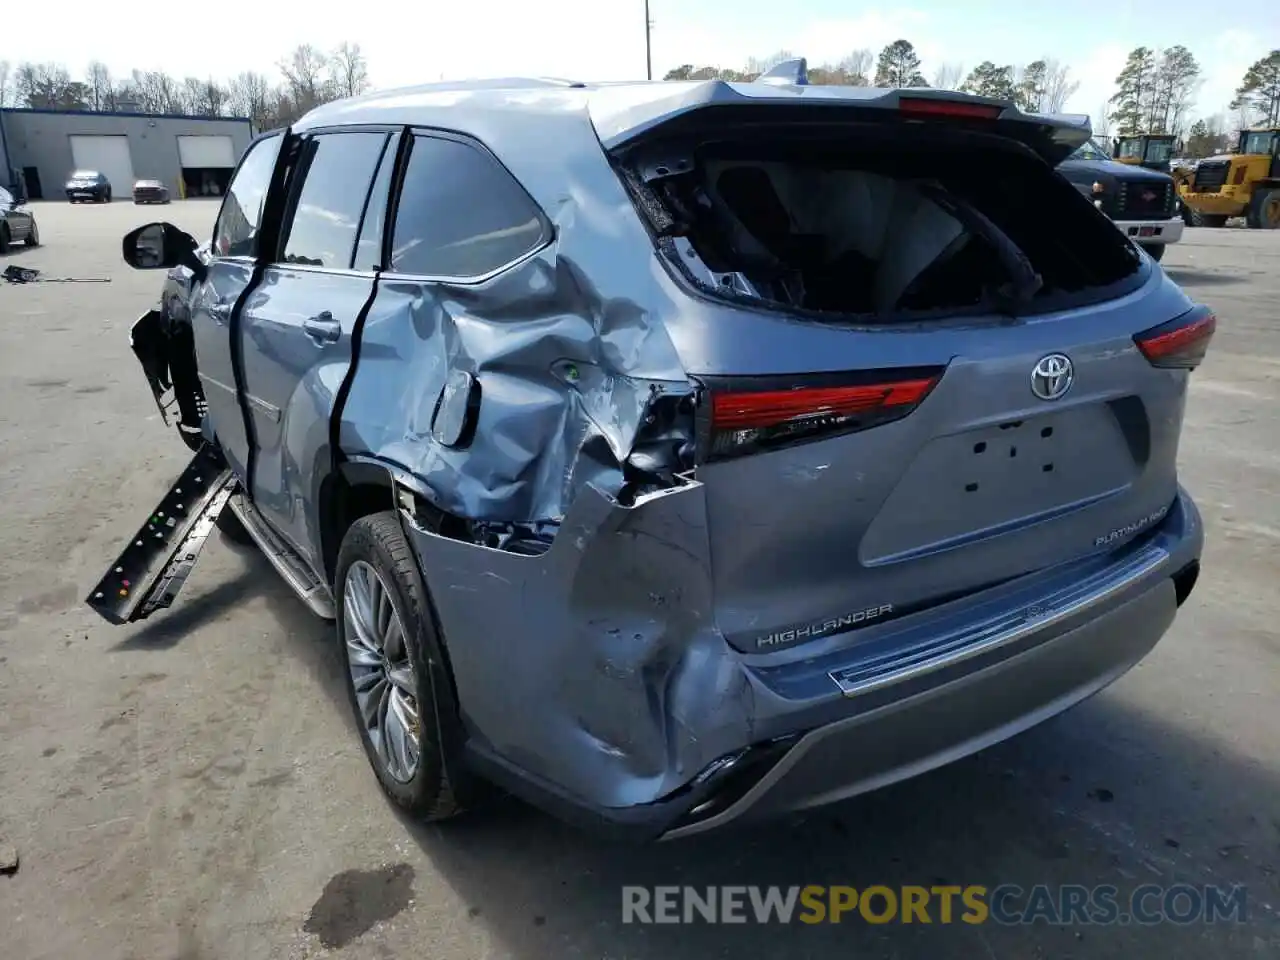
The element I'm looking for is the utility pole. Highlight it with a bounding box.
[645,0,654,80]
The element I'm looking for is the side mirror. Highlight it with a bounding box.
[122,222,204,279]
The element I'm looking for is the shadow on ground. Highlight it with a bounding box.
[1164,268,1248,287]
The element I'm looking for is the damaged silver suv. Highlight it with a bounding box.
[90,60,1212,840]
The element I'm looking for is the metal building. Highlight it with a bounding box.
[0,108,253,201]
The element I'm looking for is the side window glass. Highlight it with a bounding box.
[213,133,283,259]
[352,137,397,271]
[279,132,388,269]
[388,135,547,279]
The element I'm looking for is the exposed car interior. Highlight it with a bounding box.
[634,128,1143,321]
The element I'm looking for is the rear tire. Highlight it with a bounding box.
[1246,188,1280,229]
[24,222,39,247]
[336,511,472,822]
[1145,243,1166,262]
[0,224,9,254]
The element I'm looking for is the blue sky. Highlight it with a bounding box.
[7,0,1277,126]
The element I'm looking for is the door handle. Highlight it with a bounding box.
[207,302,232,324]
[302,312,341,344]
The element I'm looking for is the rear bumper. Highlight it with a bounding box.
[1115,216,1183,246]
[403,483,1202,840]
[664,569,1178,838]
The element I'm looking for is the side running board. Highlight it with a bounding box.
[85,445,338,625]
[86,444,237,624]
[224,493,335,620]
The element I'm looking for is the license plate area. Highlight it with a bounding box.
[861,407,1137,564]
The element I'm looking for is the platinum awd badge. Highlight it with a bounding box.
[1094,505,1171,547]
[755,605,895,650]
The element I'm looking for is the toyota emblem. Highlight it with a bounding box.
[1031,354,1074,401]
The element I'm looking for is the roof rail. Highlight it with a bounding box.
[757,58,809,87]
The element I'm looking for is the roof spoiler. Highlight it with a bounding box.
[1029,112,1093,135]
[590,82,1095,167]
[757,58,809,87]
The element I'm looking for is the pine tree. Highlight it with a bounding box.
[1231,50,1280,127]
[873,40,928,88]
[1109,47,1157,135]
[1150,46,1200,135]
[960,62,1016,101]
[1017,61,1048,112]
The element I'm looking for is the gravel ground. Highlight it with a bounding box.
[1,202,1278,959]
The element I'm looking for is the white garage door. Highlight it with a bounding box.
[69,135,135,193]
[177,135,236,169]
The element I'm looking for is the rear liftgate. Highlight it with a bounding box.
[84,444,237,624]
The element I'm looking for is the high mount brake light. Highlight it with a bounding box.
[898,98,1003,121]
[1133,307,1216,369]
[701,368,943,461]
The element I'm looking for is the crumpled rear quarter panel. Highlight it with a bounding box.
[402,481,756,808]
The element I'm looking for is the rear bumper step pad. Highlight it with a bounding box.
[85,444,236,624]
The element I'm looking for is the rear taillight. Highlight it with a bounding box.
[699,367,943,461]
[898,98,1003,121]
[1134,306,1216,370]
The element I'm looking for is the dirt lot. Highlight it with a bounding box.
[1,202,1278,960]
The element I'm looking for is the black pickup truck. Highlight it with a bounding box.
[1058,138,1182,262]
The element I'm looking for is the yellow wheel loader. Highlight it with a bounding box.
[1113,134,1178,174]
[1178,128,1280,229]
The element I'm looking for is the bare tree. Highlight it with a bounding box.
[14,62,85,109]
[0,61,12,108]
[123,70,183,113]
[1042,59,1080,113]
[1093,103,1112,138]
[228,71,276,129]
[181,77,206,114]
[331,42,370,99]
[932,62,965,91]
[200,79,228,117]
[86,61,112,110]
[837,50,874,85]
[279,44,331,114]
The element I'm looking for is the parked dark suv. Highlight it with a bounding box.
[65,170,112,203]
[92,61,1212,840]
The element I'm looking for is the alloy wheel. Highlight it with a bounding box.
[343,560,421,783]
